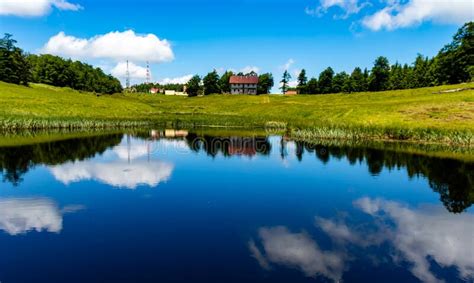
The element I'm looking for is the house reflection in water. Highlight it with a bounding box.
[150,129,189,140]
[184,133,272,158]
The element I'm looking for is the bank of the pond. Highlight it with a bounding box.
[0,82,473,145]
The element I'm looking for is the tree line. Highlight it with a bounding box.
[131,82,186,93]
[0,34,122,94]
[185,70,275,97]
[285,22,473,94]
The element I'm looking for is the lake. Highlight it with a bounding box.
[0,129,473,283]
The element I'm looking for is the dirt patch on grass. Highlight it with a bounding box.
[400,102,474,122]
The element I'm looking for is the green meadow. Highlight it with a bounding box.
[1,81,473,145]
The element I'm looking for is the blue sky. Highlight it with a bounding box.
[1,0,472,92]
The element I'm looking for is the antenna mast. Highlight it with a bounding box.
[146,61,151,84]
[126,60,130,89]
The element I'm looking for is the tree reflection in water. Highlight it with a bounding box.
[289,140,474,213]
[0,131,472,213]
[0,134,123,185]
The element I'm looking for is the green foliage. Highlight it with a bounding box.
[306,78,319,94]
[318,67,334,94]
[257,73,274,94]
[0,34,30,85]
[349,67,366,92]
[27,54,122,94]
[369,56,390,91]
[187,75,201,97]
[131,82,184,93]
[203,70,220,95]
[219,70,233,93]
[297,69,307,94]
[436,22,474,84]
[280,70,291,94]
[332,71,350,93]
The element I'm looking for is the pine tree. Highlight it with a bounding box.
[280,70,291,94]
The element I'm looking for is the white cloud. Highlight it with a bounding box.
[158,74,193,85]
[49,159,174,189]
[280,59,295,71]
[354,198,474,283]
[0,0,82,17]
[41,30,174,63]
[111,61,148,80]
[306,0,370,18]
[250,226,346,282]
[0,198,67,235]
[240,66,260,74]
[362,0,473,31]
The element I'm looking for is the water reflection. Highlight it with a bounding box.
[184,133,272,157]
[0,134,122,186]
[50,160,173,189]
[249,227,346,282]
[288,140,474,213]
[250,198,474,283]
[0,198,83,235]
[0,131,472,212]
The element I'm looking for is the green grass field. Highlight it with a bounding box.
[0,81,473,145]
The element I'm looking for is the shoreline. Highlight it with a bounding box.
[1,117,473,146]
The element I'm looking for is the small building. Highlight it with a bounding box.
[229,74,259,95]
[165,90,188,96]
[285,89,298,96]
[150,87,161,94]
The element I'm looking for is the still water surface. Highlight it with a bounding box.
[0,130,473,283]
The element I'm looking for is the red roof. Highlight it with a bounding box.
[229,75,259,84]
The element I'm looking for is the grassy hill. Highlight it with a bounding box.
[0,82,473,145]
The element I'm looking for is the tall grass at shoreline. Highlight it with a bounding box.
[0,81,473,145]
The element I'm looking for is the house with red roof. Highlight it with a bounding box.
[229,74,259,95]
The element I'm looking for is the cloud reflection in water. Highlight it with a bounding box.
[250,198,474,283]
[0,198,83,235]
[50,160,173,189]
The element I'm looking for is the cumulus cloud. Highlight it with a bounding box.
[41,30,174,63]
[306,0,370,18]
[354,197,474,283]
[250,226,346,282]
[362,0,473,31]
[0,0,82,17]
[158,74,194,85]
[49,159,174,189]
[0,198,83,235]
[111,61,148,80]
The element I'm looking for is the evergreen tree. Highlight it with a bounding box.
[318,67,334,94]
[280,70,291,94]
[369,56,390,91]
[349,67,365,92]
[257,73,274,94]
[306,78,319,94]
[0,33,30,85]
[203,70,220,95]
[297,69,308,94]
[219,70,233,93]
[332,71,349,93]
[412,54,432,88]
[401,64,414,89]
[187,75,201,97]
[436,22,473,84]
[389,63,404,90]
